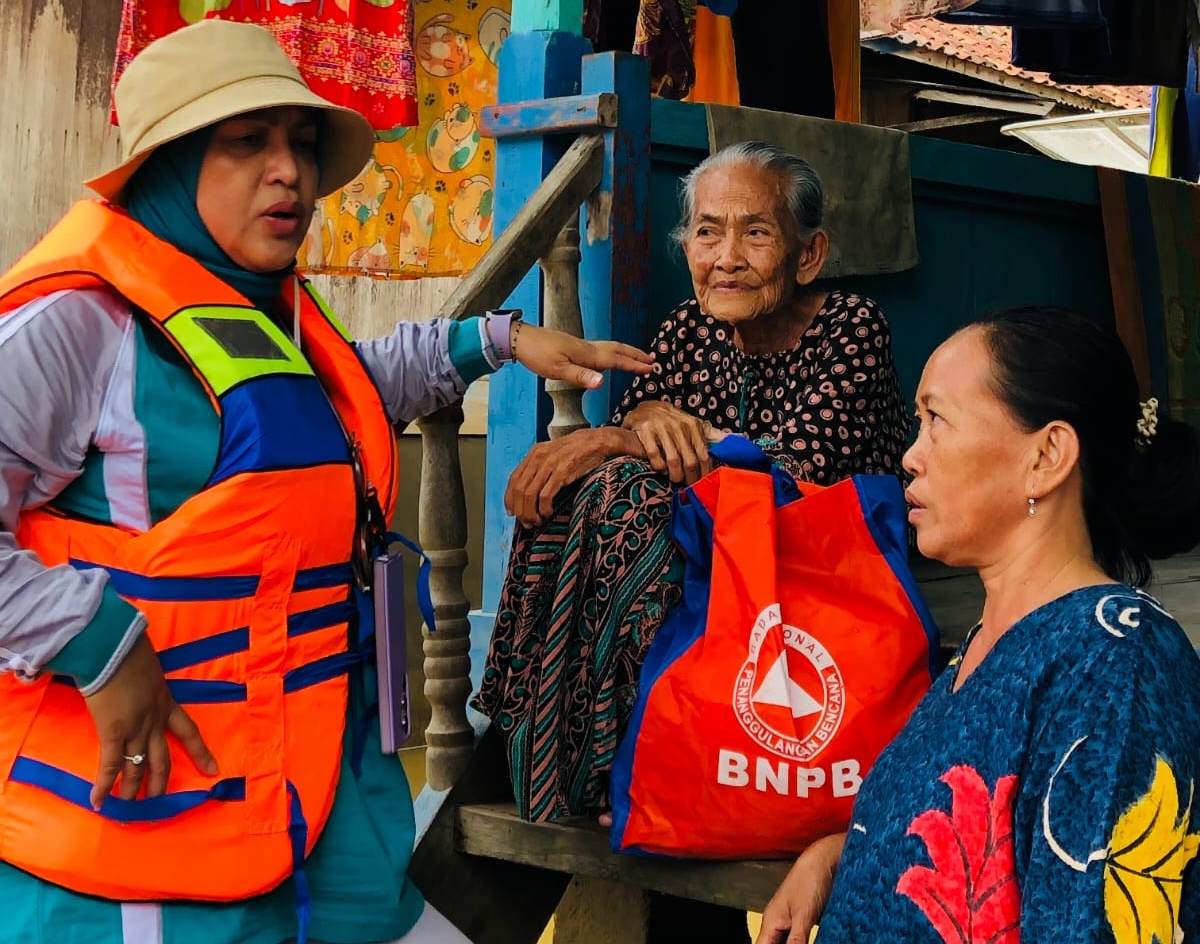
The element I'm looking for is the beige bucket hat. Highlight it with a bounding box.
[86,19,376,200]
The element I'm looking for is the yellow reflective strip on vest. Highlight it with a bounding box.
[164,306,313,397]
[304,283,353,343]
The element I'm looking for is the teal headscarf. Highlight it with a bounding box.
[123,128,293,313]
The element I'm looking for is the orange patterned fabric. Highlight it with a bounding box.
[113,0,417,131]
[302,1,509,278]
[687,6,739,106]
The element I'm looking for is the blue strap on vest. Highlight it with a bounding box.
[70,560,355,600]
[156,600,357,673]
[9,757,246,820]
[10,759,314,944]
[287,781,312,944]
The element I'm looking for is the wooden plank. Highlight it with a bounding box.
[456,802,790,913]
[435,133,604,322]
[0,0,123,271]
[482,93,619,140]
[892,112,1010,134]
[915,89,1055,116]
[410,730,571,944]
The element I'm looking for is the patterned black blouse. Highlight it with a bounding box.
[610,291,911,484]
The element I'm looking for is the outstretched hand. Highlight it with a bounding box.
[83,633,218,810]
[511,323,653,388]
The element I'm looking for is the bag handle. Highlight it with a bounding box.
[707,436,802,507]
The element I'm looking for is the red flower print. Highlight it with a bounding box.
[897,766,1021,944]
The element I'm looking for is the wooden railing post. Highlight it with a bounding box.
[541,214,589,440]
[416,401,473,789]
[475,30,592,627]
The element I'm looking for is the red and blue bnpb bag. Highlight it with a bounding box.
[610,438,938,859]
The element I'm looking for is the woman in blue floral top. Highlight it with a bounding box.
[758,306,1200,944]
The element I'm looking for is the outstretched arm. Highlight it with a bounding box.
[757,833,847,944]
[753,834,849,944]
[357,315,651,425]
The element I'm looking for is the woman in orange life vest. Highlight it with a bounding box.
[0,19,651,944]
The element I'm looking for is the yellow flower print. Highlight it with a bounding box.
[1105,758,1200,944]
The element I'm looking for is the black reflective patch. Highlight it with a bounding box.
[193,317,290,360]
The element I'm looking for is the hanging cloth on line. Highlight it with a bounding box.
[1149,46,1200,180]
[937,0,1103,27]
[1010,0,1189,87]
[112,0,418,132]
[583,0,837,117]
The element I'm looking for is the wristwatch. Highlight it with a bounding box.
[486,308,524,364]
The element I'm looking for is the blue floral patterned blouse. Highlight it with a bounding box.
[816,584,1200,944]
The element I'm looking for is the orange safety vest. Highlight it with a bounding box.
[0,201,398,902]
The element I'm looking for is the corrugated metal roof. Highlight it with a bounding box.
[890,18,1154,111]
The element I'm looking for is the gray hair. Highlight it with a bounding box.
[670,141,824,247]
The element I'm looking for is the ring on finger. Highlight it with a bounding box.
[123,753,146,766]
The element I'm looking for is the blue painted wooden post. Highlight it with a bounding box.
[469,29,593,683]
[578,51,652,425]
[511,0,584,33]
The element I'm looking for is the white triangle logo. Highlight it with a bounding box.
[752,653,823,718]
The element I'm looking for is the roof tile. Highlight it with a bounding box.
[890,18,1153,111]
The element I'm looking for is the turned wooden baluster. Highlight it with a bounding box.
[540,214,589,441]
[415,401,473,790]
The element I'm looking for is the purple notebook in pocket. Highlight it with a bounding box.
[373,552,411,754]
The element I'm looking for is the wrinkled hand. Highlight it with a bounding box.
[83,633,218,810]
[506,427,642,527]
[621,400,719,486]
[512,323,653,388]
[756,833,847,944]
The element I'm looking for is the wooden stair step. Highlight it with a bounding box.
[455,802,789,913]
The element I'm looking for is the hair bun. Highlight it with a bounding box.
[1124,415,1200,560]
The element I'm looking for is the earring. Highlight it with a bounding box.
[1028,497,1036,517]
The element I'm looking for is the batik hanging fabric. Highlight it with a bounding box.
[113,0,418,131]
[1149,46,1200,179]
[729,0,834,118]
[584,0,697,100]
[937,0,1102,26]
[1011,0,1188,88]
[936,0,1189,87]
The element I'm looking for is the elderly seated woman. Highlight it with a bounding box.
[473,141,912,823]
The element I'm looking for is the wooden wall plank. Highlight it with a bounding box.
[0,0,122,271]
